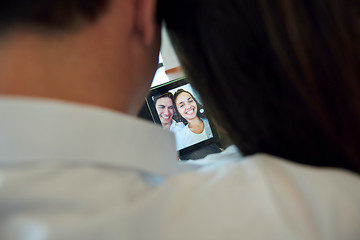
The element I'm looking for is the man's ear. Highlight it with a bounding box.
[134,0,159,46]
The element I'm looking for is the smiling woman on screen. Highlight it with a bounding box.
[174,89,212,150]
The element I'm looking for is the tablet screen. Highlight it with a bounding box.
[145,78,218,155]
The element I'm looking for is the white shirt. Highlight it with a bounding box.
[180,147,360,240]
[0,97,198,240]
[175,118,213,150]
[1,98,360,240]
[169,119,185,132]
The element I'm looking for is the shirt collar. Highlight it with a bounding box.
[0,97,198,176]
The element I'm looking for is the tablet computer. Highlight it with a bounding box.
[144,77,219,157]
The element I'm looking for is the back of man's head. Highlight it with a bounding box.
[0,1,108,32]
[0,0,160,114]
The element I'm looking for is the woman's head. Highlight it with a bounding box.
[174,89,204,124]
[159,0,360,173]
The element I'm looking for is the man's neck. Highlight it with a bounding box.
[0,26,134,113]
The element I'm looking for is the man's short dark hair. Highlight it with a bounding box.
[0,0,109,32]
[153,92,174,106]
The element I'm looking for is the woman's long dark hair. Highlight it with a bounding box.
[174,89,205,125]
[159,0,360,173]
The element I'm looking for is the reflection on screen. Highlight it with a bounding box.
[151,66,170,88]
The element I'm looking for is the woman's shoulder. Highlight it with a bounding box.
[198,150,360,189]
[169,149,360,239]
